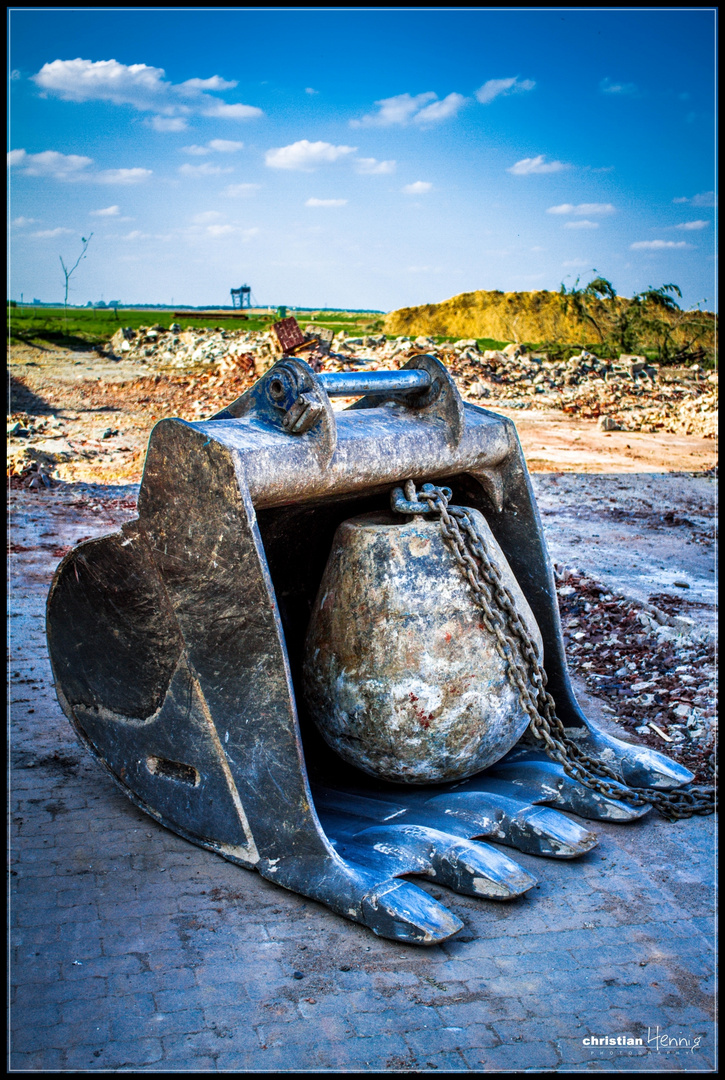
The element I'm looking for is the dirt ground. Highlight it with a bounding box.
[7,342,717,485]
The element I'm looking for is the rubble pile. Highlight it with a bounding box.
[108,324,268,376]
[443,344,718,439]
[105,326,718,439]
[7,414,70,482]
[7,459,56,491]
[556,567,716,785]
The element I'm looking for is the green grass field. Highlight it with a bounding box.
[6,306,390,351]
[7,305,513,353]
[5,306,391,352]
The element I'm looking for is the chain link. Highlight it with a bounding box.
[393,481,715,821]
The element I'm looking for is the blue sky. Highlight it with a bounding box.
[8,7,717,311]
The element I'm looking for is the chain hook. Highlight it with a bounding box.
[391,481,453,516]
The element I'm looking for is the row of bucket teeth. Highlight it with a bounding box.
[473,753,652,823]
[311,754,651,942]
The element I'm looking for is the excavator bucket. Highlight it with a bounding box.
[46,354,694,944]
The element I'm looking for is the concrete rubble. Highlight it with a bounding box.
[102,325,717,440]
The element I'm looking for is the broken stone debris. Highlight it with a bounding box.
[6,409,137,485]
[597,416,621,432]
[445,344,717,439]
[96,320,719,440]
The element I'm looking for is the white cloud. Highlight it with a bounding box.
[630,240,690,250]
[547,203,615,216]
[223,183,260,197]
[305,197,347,207]
[11,216,38,226]
[8,148,93,178]
[475,76,536,104]
[192,211,223,224]
[31,227,74,237]
[180,75,237,93]
[90,205,120,216]
[8,148,151,185]
[203,102,263,120]
[564,220,599,229]
[562,259,590,267]
[265,140,357,171]
[33,58,169,107]
[32,58,263,126]
[179,162,234,177]
[414,92,467,124]
[600,77,638,95]
[674,191,716,208]
[508,155,567,175]
[675,220,709,230]
[352,91,436,127]
[354,157,396,175]
[182,139,244,157]
[305,87,319,95]
[402,181,432,195]
[110,229,170,241]
[10,69,21,81]
[206,224,237,237]
[151,116,187,132]
[352,90,467,128]
[199,224,259,239]
[208,139,244,152]
[97,167,152,184]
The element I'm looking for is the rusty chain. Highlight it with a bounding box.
[393,480,715,821]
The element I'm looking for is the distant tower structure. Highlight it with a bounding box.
[231,285,252,309]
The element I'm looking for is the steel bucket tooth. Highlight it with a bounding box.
[504,734,693,791]
[318,805,538,900]
[357,878,464,944]
[315,784,597,861]
[477,757,652,822]
[428,791,599,859]
[46,355,694,944]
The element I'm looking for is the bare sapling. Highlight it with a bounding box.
[60,233,93,329]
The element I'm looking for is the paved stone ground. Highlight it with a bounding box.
[8,480,717,1073]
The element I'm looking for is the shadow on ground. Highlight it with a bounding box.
[8,375,57,416]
